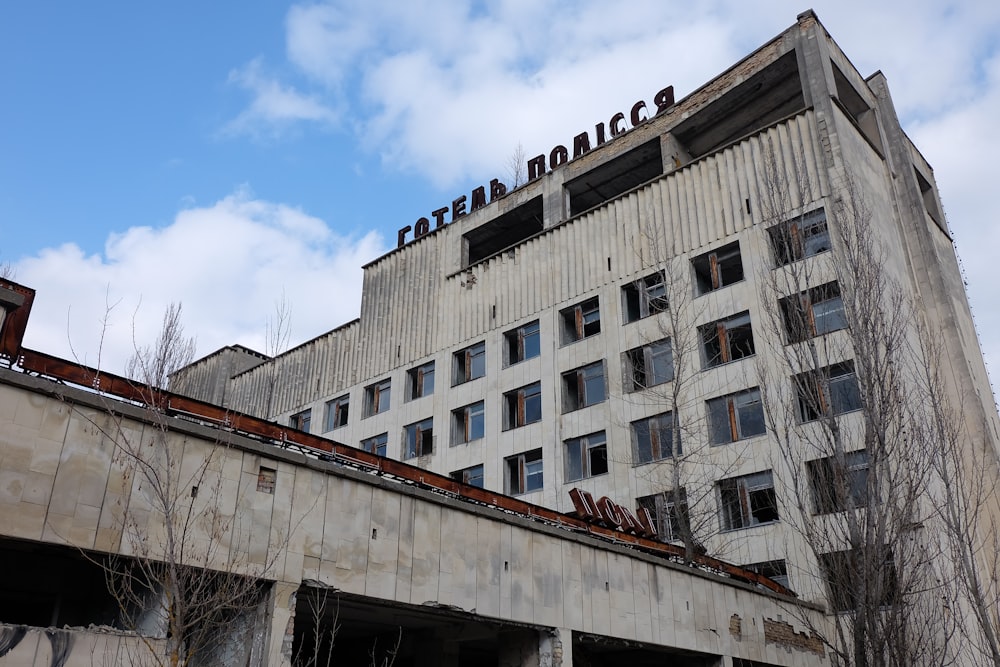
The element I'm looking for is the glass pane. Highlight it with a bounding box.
[525,458,543,492]
[707,398,732,445]
[735,391,765,438]
[469,403,485,440]
[813,297,847,334]
[565,440,583,481]
[634,421,653,463]
[650,341,673,384]
[830,373,862,414]
[524,384,542,424]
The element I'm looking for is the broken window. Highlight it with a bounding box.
[564,431,608,481]
[808,449,870,515]
[623,338,673,391]
[363,379,391,417]
[692,241,744,294]
[560,297,601,344]
[505,320,540,366]
[637,489,687,543]
[780,281,847,343]
[632,412,678,463]
[795,361,863,422]
[360,433,388,457]
[742,559,790,590]
[324,395,349,431]
[505,448,543,495]
[453,341,486,385]
[718,471,779,531]
[562,361,606,412]
[289,409,311,433]
[406,361,435,401]
[504,381,542,429]
[701,311,755,367]
[403,417,433,459]
[257,466,277,494]
[768,208,831,266]
[820,547,897,612]
[463,196,543,266]
[707,388,766,444]
[451,401,485,445]
[565,139,664,215]
[451,464,485,488]
[623,272,668,323]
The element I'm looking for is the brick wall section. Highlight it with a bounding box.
[764,618,825,656]
[729,614,742,639]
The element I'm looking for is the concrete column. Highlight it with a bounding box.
[264,581,299,667]
[540,628,571,667]
[500,628,572,667]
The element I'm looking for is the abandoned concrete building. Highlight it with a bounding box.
[2,9,1000,667]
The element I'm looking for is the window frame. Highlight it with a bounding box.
[780,281,846,343]
[707,388,766,445]
[451,400,485,445]
[505,449,543,495]
[451,464,485,488]
[504,320,541,366]
[503,381,542,430]
[623,338,673,391]
[768,208,831,266]
[636,489,687,543]
[562,361,607,412]
[692,241,745,295]
[718,470,779,531]
[360,433,388,457]
[324,394,350,431]
[564,431,609,482]
[808,449,870,515]
[453,341,486,386]
[632,411,678,463]
[560,297,601,344]
[289,408,312,433]
[403,417,434,459]
[623,272,669,323]
[742,559,790,590]
[363,378,391,417]
[795,361,863,423]
[700,311,755,368]
[406,361,435,401]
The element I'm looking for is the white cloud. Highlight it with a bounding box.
[225,58,339,137]
[14,190,389,376]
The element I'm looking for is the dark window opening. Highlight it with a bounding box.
[451,401,485,445]
[831,62,884,156]
[914,167,945,227]
[564,431,609,482]
[363,379,391,417]
[451,464,484,488]
[636,489,688,543]
[562,361,606,412]
[623,272,668,323]
[780,281,846,343]
[808,450,870,515]
[289,409,311,433]
[821,547,897,612]
[566,139,664,215]
[504,381,542,429]
[768,208,830,266]
[632,412,678,463]
[324,395,349,431]
[403,418,433,459]
[707,388,766,444]
[505,320,540,366]
[692,241,744,294]
[463,196,543,266]
[624,338,673,391]
[742,559,790,590]
[560,297,601,343]
[701,311,755,367]
[360,433,388,457]
[406,362,435,401]
[719,471,779,530]
[795,361,863,422]
[505,449,543,495]
[453,342,486,385]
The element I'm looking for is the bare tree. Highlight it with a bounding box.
[505,143,526,191]
[756,151,955,666]
[263,291,292,418]
[83,303,280,666]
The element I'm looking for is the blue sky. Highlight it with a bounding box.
[2,1,999,386]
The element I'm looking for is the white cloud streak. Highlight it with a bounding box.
[14,189,388,376]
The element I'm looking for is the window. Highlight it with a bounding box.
[707,388,766,444]
[560,297,601,343]
[780,281,847,343]
[637,489,687,542]
[403,418,433,459]
[289,409,311,433]
[742,560,790,590]
[257,466,276,494]
[820,547,897,612]
[451,401,485,445]
[505,320,540,365]
[564,431,608,481]
[406,361,435,401]
[453,341,486,385]
[796,361,862,422]
[692,241,744,294]
[504,382,542,429]
[768,208,831,266]
[360,433,388,457]
[623,339,673,391]
[324,395,349,431]
[701,311,755,367]
[632,412,678,463]
[718,471,779,530]
[363,379,391,417]
[808,450,870,514]
[451,464,484,488]
[505,449,543,495]
[623,272,668,323]
[562,361,606,412]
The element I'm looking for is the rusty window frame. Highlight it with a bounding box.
[796,361,862,422]
[636,489,687,542]
[504,381,541,430]
[289,408,312,433]
[324,395,350,431]
[451,401,485,445]
[623,272,669,323]
[450,464,485,488]
[560,297,601,344]
[564,431,608,482]
[505,448,543,495]
[700,311,755,368]
[623,338,673,391]
[403,417,434,459]
[406,361,435,401]
[780,282,846,343]
[453,341,486,385]
[768,208,831,266]
[692,241,744,295]
[631,411,678,463]
[360,433,388,457]
[363,379,391,417]
[504,320,541,366]
[718,471,778,531]
[562,361,606,413]
[707,388,765,445]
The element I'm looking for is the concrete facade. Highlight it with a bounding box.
[172,10,1000,608]
[0,368,827,666]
